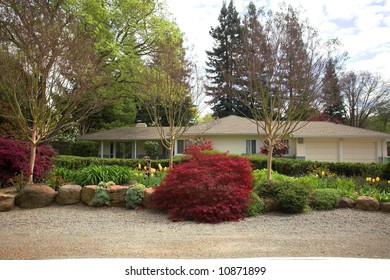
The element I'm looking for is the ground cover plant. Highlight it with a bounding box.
[151,151,254,223]
[126,183,146,209]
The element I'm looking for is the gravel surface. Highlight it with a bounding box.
[0,204,389,259]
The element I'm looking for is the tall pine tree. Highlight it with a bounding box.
[205,0,251,118]
[322,58,346,123]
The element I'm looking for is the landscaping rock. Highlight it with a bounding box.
[108,185,130,207]
[355,196,380,211]
[15,184,56,209]
[81,185,97,206]
[338,197,356,208]
[0,193,15,211]
[263,197,279,212]
[142,187,155,208]
[380,202,390,213]
[55,185,82,205]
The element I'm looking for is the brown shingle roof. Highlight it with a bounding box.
[78,115,390,141]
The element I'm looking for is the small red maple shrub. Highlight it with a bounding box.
[183,138,213,155]
[151,152,253,223]
[0,135,56,186]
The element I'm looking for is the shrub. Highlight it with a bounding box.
[311,189,341,210]
[69,141,98,157]
[184,138,213,155]
[72,165,133,186]
[246,192,266,217]
[151,152,253,223]
[144,141,160,159]
[383,161,390,180]
[126,183,146,209]
[0,135,56,187]
[92,181,112,206]
[271,181,308,213]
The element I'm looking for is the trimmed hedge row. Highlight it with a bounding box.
[53,154,388,178]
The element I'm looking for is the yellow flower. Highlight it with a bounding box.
[151,168,156,173]
[372,179,376,183]
[376,177,380,182]
[151,173,154,177]
[158,164,163,171]
[163,167,168,172]
[321,171,325,177]
[388,180,390,184]
[138,164,141,170]
[367,177,372,182]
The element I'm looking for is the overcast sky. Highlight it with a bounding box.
[163,0,389,115]
[164,0,390,78]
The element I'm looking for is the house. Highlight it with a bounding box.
[79,115,390,163]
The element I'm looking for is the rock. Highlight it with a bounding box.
[380,202,390,213]
[0,193,15,211]
[81,185,97,206]
[15,184,56,209]
[55,185,82,205]
[263,197,279,212]
[338,197,356,208]
[108,185,130,207]
[355,196,380,211]
[142,187,155,208]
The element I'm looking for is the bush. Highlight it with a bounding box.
[246,192,266,217]
[151,152,253,223]
[126,183,146,209]
[0,135,56,187]
[311,189,341,210]
[69,141,98,157]
[72,165,133,186]
[92,181,113,206]
[383,162,390,180]
[271,181,308,213]
[144,141,160,159]
[184,138,213,155]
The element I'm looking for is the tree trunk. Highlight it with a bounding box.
[169,135,175,169]
[266,142,274,181]
[28,142,37,184]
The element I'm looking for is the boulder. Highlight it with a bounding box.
[355,196,380,211]
[380,202,390,213]
[81,185,97,206]
[108,185,130,207]
[55,185,82,205]
[338,197,356,208]
[15,184,56,209]
[0,193,15,211]
[142,187,155,208]
[263,197,279,212]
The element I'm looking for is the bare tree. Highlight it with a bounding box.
[228,3,328,180]
[137,31,202,168]
[0,0,101,183]
[340,70,390,128]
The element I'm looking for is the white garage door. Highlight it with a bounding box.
[306,142,338,162]
[343,142,376,163]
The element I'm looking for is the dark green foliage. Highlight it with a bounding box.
[246,192,266,217]
[383,161,390,180]
[268,181,309,214]
[69,141,98,157]
[125,183,146,209]
[71,165,132,186]
[144,141,160,159]
[53,155,184,170]
[311,189,341,210]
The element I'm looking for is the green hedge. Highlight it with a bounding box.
[247,155,385,178]
[54,154,386,178]
[53,155,183,170]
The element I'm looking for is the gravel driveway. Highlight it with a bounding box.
[1,204,389,259]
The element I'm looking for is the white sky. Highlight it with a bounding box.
[163,0,390,115]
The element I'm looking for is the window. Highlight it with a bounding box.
[246,140,257,154]
[282,139,290,155]
[176,139,189,154]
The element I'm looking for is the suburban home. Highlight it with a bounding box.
[79,115,390,163]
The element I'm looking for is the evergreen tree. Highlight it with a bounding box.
[321,59,346,122]
[206,0,251,118]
